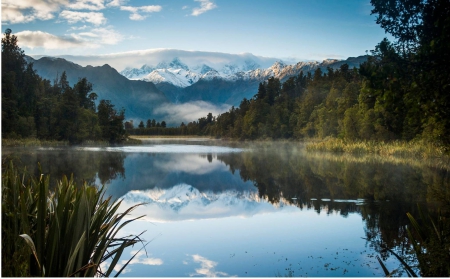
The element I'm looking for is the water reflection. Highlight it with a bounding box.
[2,147,126,187]
[3,141,449,276]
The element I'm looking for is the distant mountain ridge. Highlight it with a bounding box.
[28,54,368,124]
[121,56,367,87]
[27,56,169,120]
[120,55,368,105]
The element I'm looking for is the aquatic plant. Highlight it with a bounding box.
[1,161,146,277]
[306,138,448,159]
[377,205,450,277]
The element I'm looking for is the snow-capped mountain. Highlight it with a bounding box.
[120,56,367,89]
[121,64,155,79]
[120,57,263,88]
[143,68,200,87]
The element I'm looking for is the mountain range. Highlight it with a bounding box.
[28,53,368,125]
[120,55,367,105]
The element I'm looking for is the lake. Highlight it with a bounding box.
[3,138,449,277]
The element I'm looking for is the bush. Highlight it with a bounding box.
[1,161,146,277]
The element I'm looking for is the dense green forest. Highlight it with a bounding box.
[1,29,126,144]
[131,0,450,151]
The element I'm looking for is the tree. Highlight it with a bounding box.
[73,78,95,110]
[370,0,450,147]
[2,29,26,136]
[138,121,144,128]
[161,121,166,128]
[97,100,125,143]
[146,119,151,128]
[124,120,134,130]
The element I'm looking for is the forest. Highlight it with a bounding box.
[1,29,126,144]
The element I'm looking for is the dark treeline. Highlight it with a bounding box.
[2,29,126,144]
[144,0,449,150]
[125,118,173,135]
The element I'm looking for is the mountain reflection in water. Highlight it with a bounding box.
[3,141,449,276]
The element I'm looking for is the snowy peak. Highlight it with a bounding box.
[199,64,215,74]
[168,57,189,71]
[143,68,200,88]
[120,55,369,88]
[269,60,287,75]
[121,64,155,80]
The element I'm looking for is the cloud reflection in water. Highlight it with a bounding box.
[190,254,232,277]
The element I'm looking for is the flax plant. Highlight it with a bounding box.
[377,205,450,277]
[2,161,146,277]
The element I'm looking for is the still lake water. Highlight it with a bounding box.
[3,139,449,277]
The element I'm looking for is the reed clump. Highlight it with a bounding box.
[1,161,146,277]
[306,138,448,159]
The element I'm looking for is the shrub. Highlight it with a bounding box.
[1,161,146,277]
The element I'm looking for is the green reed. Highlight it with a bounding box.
[306,138,448,159]
[1,161,146,277]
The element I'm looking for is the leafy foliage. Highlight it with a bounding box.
[1,161,146,277]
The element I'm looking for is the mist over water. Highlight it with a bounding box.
[3,140,449,277]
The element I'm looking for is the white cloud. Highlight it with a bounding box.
[129,13,145,20]
[16,30,84,49]
[154,101,230,124]
[191,0,217,16]
[59,10,107,25]
[1,0,69,24]
[120,5,162,21]
[68,0,105,10]
[69,26,123,45]
[156,155,227,175]
[16,27,122,50]
[106,0,127,7]
[190,254,230,277]
[182,5,188,10]
[123,250,163,266]
[69,25,89,30]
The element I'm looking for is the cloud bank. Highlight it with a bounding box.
[16,31,83,49]
[1,0,68,24]
[17,27,122,50]
[30,48,281,71]
[154,101,230,125]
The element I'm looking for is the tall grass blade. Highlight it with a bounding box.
[2,161,147,277]
[19,234,41,271]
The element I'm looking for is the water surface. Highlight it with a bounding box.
[3,139,449,277]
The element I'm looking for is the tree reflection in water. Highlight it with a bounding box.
[3,143,449,276]
[3,147,126,188]
[215,144,449,276]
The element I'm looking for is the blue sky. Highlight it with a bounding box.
[2,0,391,62]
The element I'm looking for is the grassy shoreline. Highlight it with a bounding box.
[305,138,448,159]
[1,137,142,147]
